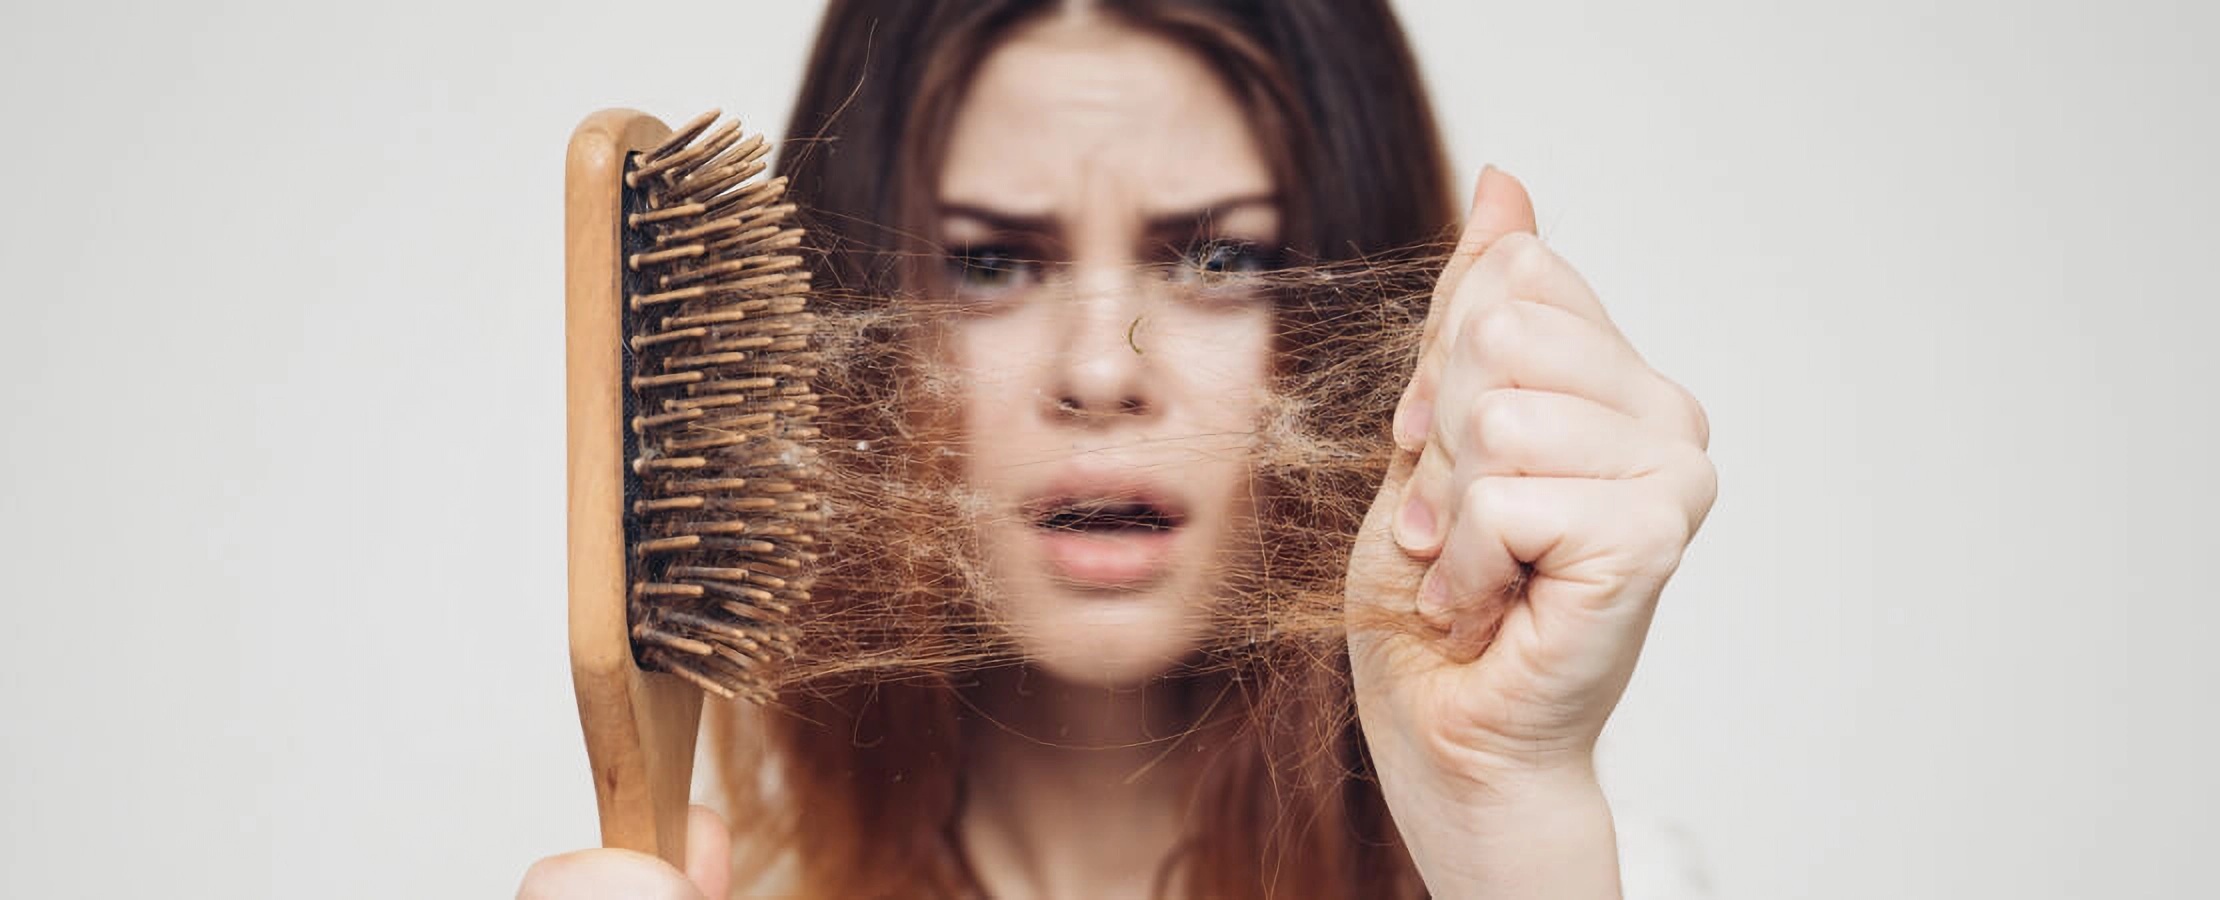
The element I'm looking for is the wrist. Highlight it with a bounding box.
[1423,736,1602,810]
[1466,753,1602,810]
[1404,762,1621,900]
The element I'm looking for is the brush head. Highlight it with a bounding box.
[612,110,820,703]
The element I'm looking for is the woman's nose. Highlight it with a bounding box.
[1043,265,1157,424]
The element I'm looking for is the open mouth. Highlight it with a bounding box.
[1033,498,1185,534]
[1023,481,1190,588]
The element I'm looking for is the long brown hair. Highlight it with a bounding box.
[710,2,1459,897]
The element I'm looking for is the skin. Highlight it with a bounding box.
[935,11,1280,692]
[937,17,1278,898]
[521,10,1715,900]
[1345,167,1716,898]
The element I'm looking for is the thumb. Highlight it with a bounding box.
[1396,167,1543,446]
[683,804,733,899]
[1431,166,1541,308]
[1466,165,1539,247]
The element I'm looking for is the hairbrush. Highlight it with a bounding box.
[564,108,820,865]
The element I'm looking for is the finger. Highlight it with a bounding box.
[1455,389,1675,480]
[684,805,732,900]
[1412,476,1527,631]
[1665,374,1713,451]
[1397,301,1674,556]
[1441,166,1541,311]
[1431,299,1687,433]
[1429,167,1541,344]
[1445,233,1718,448]
[1395,167,1539,450]
[518,848,705,900]
[1417,477,1691,636]
[1459,230,1617,335]
[1453,391,1718,541]
[1393,431,1456,557]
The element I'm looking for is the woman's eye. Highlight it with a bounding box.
[1170,240,1277,285]
[947,245,1036,293]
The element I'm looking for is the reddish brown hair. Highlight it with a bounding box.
[712,2,1459,897]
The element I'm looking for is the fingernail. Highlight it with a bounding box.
[1395,490,1436,551]
[1416,568,1452,621]
[1393,397,1431,451]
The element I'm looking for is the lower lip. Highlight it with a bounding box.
[1037,529,1179,588]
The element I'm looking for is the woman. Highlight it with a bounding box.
[524,1,1714,897]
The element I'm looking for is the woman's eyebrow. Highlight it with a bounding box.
[1141,193,1279,235]
[939,203,1056,236]
[937,193,1280,239]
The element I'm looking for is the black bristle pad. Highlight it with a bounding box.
[617,114,818,702]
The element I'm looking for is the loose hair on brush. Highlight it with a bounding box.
[708,1,1460,897]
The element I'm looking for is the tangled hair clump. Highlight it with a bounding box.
[711,252,1449,899]
[768,254,1442,690]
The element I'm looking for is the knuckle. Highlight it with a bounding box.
[1470,389,1530,455]
[1686,445,1718,491]
[1461,301,1527,362]
[518,854,585,897]
[1659,375,1711,447]
[1684,392,1712,449]
[1461,475,1507,521]
[1494,232,1554,290]
[517,850,684,899]
[1628,502,1692,572]
[1682,452,1720,524]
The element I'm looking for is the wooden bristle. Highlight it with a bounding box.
[619,112,818,702]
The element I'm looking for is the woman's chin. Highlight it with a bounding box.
[997,592,1212,688]
[1023,647,1186,688]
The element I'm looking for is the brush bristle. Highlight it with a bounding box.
[619,110,818,703]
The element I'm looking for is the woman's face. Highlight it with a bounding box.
[933,14,1281,687]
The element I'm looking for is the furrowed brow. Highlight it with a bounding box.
[938,203,1059,238]
[1141,194,1279,237]
[938,193,1280,249]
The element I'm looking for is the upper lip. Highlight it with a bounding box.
[1021,470,1190,533]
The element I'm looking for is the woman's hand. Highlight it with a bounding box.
[1344,168,1716,898]
[516,805,731,900]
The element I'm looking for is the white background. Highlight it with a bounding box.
[2,1,2214,897]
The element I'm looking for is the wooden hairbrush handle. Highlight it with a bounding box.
[564,108,702,868]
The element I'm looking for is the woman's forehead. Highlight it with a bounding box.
[937,15,1274,219]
